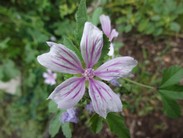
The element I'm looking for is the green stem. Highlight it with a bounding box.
[123,78,156,90]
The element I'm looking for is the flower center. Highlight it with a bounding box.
[82,68,95,79]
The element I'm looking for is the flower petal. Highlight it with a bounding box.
[109,29,119,41]
[48,77,85,109]
[108,43,114,57]
[95,57,137,81]
[37,42,84,74]
[80,22,103,68]
[61,107,78,123]
[89,79,122,118]
[100,15,111,37]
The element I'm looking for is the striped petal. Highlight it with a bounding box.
[89,79,122,118]
[80,22,103,68]
[100,15,111,37]
[48,77,85,109]
[95,57,137,81]
[37,42,84,74]
[109,29,119,41]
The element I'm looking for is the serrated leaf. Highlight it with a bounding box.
[63,37,82,61]
[88,114,103,133]
[49,113,61,138]
[159,85,183,100]
[160,66,183,88]
[106,113,130,138]
[100,35,110,60]
[75,0,87,41]
[61,123,72,138]
[160,93,181,118]
[91,7,103,25]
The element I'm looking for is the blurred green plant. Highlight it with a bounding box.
[1,0,183,138]
[106,0,183,36]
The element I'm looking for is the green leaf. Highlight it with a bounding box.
[160,93,181,118]
[160,66,183,88]
[88,114,103,133]
[1,59,20,81]
[170,22,181,32]
[138,19,149,32]
[91,7,103,25]
[75,0,87,41]
[61,123,72,138]
[0,37,10,49]
[124,25,132,33]
[99,35,110,61]
[159,85,183,100]
[106,113,130,138]
[151,15,161,21]
[49,113,61,138]
[48,101,58,113]
[63,37,82,61]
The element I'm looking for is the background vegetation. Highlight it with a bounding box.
[0,0,183,138]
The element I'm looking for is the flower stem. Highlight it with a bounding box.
[123,78,156,90]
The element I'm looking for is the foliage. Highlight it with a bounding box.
[106,113,130,138]
[0,0,183,138]
[106,0,183,36]
[88,114,103,133]
[158,66,183,118]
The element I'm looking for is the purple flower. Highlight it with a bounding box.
[37,22,137,118]
[110,78,121,87]
[100,15,119,57]
[61,108,78,123]
[86,102,94,113]
[43,69,57,85]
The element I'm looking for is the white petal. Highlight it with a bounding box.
[95,57,137,81]
[48,77,85,109]
[107,43,114,57]
[43,72,48,78]
[37,42,84,74]
[89,79,122,118]
[80,22,103,68]
[100,15,111,37]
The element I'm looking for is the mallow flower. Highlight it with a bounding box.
[37,22,137,118]
[43,69,57,85]
[100,14,119,56]
[61,107,78,123]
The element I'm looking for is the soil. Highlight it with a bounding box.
[122,35,183,138]
[71,35,183,138]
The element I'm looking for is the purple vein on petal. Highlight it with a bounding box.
[51,60,79,72]
[71,83,84,99]
[95,44,102,60]
[88,37,100,68]
[96,81,112,98]
[58,55,83,73]
[95,70,120,75]
[90,79,106,103]
[59,78,85,97]
[58,46,83,70]
[89,79,100,110]
[56,79,77,92]
[85,35,89,66]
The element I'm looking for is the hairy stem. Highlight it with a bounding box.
[123,78,156,90]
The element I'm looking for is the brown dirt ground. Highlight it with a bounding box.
[59,35,183,138]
